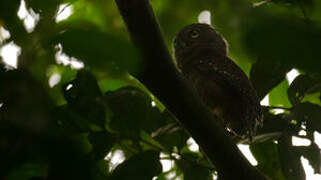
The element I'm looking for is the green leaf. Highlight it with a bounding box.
[250,141,286,180]
[54,25,142,74]
[140,130,165,151]
[110,150,162,180]
[269,79,291,107]
[272,0,314,7]
[302,92,321,106]
[47,65,78,105]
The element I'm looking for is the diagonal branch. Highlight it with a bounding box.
[115,0,267,179]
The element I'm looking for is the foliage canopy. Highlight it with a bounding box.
[1,0,321,179]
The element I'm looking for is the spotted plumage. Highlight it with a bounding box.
[173,23,262,138]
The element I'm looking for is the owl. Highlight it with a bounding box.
[173,23,262,138]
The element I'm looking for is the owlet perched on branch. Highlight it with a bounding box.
[173,23,262,138]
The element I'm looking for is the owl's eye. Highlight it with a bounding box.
[189,30,200,39]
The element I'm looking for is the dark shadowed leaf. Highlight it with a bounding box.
[256,110,294,135]
[291,102,321,133]
[278,134,305,180]
[0,70,54,133]
[25,0,60,14]
[63,70,102,103]
[0,0,24,37]
[110,150,162,180]
[152,110,189,150]
[54,25,142,74]
[240,110,292,144]
[250,141,286,180]
[60,70,107,132]
[6,163,47,180]
[154,123,189,151]
[88,131,116,160]
[296,143,321,174]
[177,151,213,180]
[287,74,321,106]
[104,86,164,136]
[244,15,321,74]
[250,59,291,100]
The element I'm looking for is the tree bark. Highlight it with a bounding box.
[115,0,268,179]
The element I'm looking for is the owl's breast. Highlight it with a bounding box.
[183,71,247,134]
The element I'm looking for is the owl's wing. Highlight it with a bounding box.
[196,56,262,137]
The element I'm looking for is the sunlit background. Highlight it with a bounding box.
[1,1,321,179]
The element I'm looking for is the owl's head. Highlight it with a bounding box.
[173,23,228,68]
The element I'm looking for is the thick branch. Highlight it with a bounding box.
[115,0,267,179]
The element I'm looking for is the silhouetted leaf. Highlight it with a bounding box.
[296,143,321,174]
[278,134,305,180]
[60,70,107,132]
[0,70,54,133]
[54,25,142,74]
[63,70,102,103]
[291,102,321,133]
[177,151,212,180]
[287,75,321,105]
[105,86,164,136]
[151,110,189,150]
[25,0,60,14]
[110,150,162,180]
[154,123,189,150]
[0,0,21,26]
[250,141,286,180]
[88,131,116,160]
[256,110,294,135]
[245,15,321,74]
[250,59,291,100]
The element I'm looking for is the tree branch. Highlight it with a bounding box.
[115,0,267,179]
